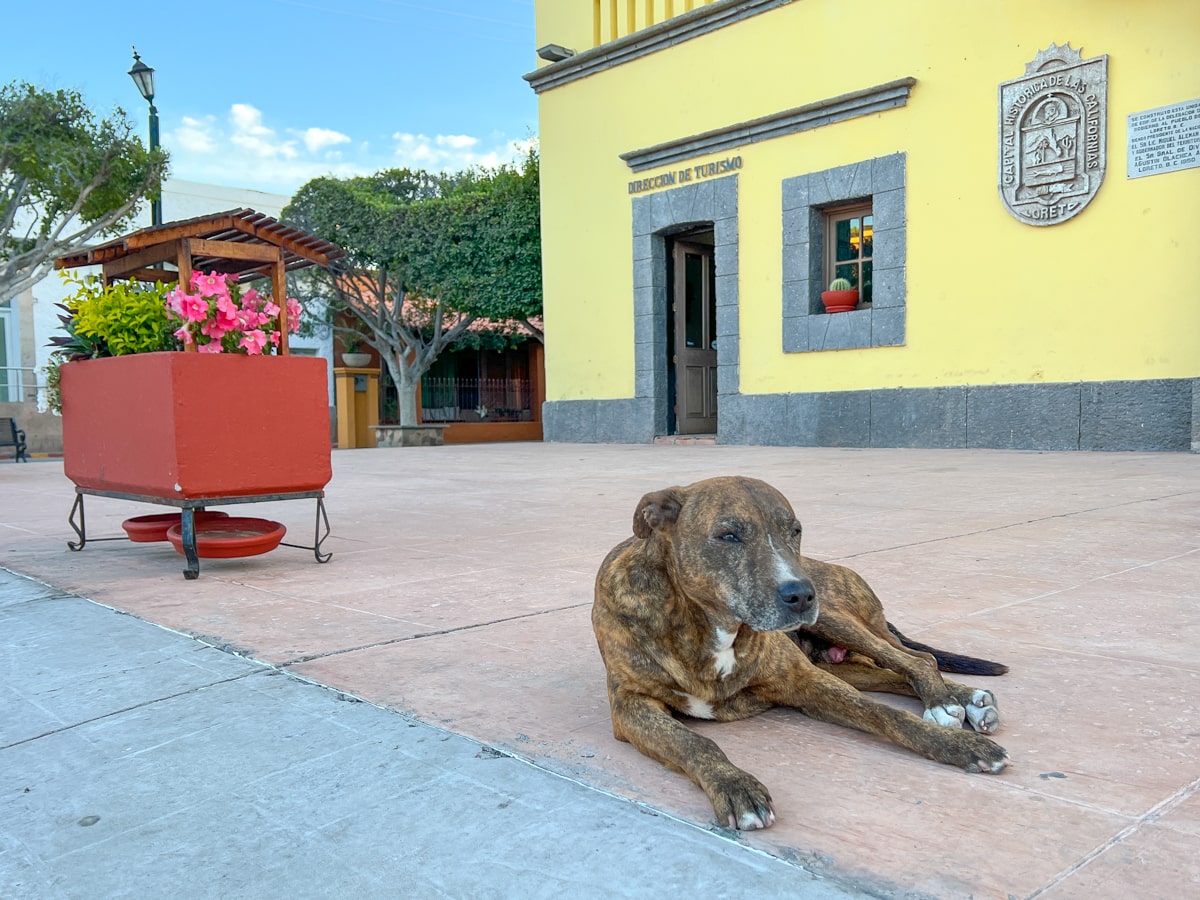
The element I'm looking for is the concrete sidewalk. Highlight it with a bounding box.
[2,443,1198,898]
[0,570,849,899]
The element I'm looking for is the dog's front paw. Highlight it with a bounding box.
[923,702,966,728]
[964,689,1000,734]
[705,769,776,830]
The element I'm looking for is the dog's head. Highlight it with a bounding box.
[633,476,818,632]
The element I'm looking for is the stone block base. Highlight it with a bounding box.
[373,425,446,448]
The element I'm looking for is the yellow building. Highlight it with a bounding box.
[527,0,1200,450]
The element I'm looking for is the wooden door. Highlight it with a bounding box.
[672,241,717,434]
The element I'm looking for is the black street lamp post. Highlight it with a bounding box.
[128,48,162,227]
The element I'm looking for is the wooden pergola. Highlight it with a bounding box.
[54,208,344,355]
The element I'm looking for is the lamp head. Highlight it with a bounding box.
[128,47,155,103]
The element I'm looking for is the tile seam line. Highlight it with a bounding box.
[913,545,1200,630]
[0,670,261,751]
[276,601,595,667]
[1025,774,1200,899]
[832,489,1200,562]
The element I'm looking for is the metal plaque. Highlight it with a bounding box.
[1127,98,1200,179]
[999,43,1108,226]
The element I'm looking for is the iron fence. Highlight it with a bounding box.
[420,377,534,423]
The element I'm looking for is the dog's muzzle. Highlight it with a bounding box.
[777,578,818,628]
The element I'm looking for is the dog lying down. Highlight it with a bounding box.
[592,476,1009,831]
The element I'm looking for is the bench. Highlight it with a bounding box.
[2,417,29,462]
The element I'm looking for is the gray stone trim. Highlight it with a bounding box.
[635,175,739,439]
[524,0,793,94]
[545,175,739,444]
[1192,379,1200,453]
[621,79,917,172]
[782,153,907,353]
[542,398,658,444]
[715,379,1195,451]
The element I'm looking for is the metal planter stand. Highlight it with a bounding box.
[67,488,331,580]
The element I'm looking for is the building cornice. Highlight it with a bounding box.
[523,0,795,94]
[620,77,918,172]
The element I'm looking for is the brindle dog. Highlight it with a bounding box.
[592,476,1009,830]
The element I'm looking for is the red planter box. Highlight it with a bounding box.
[62,353,331,499]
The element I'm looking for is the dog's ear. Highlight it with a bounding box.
[633,488,683,538]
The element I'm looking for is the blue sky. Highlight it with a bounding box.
[2,0,538,197]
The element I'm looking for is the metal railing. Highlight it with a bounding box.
[0,366,49,408]
[420,377,534,423]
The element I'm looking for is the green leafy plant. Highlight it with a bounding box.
[42,272,180,412]
[51,271,178,357]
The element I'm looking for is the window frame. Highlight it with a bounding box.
[781,153,906,353]
[823,202,873,302]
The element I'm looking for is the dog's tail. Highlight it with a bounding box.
[887,622,1009,675]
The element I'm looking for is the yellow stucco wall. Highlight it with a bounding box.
[533,0,1200,403]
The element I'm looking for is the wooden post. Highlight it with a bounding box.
[272,258,290,356]
[178,239,197,352]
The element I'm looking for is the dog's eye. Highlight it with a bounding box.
[717,531,742,544]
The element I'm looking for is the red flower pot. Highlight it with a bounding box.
[820,289,860,313]
[62,353,331,499]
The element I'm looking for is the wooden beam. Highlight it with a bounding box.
[234,217,341,268]
[123,216,238,249]
[120,267,180,284]
[186,238,283,263]
[101,241,179,283]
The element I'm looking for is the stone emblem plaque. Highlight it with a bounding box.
[999,43,1107,225]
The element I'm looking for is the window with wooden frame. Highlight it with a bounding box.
[824,203,873,305]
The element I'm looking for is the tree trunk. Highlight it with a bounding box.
[396,366,419,428]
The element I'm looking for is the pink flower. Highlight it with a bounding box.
[201,320,228,341]
[174,324,194,345]
[192,271,230,298]
[176,292,209,323]
[269,330,281,347]
[198,340,224,354]
[215,295,239,331]
[262,300,280,320]
[286,297,301,333]
[239,329,268,355]
[238,308,268,330]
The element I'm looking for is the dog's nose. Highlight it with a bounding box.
[778,579,816,614]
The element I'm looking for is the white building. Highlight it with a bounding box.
[1,179,334,455]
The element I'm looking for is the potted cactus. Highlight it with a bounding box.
[821,277,860,313]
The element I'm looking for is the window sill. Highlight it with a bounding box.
[783,306,905,352]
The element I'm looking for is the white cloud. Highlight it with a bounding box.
[162,108,533,196]
[228,104,298,160]
[436,134,478,150]
[389,131,526,173]
[173,115,218,154]
[302,127,352,153]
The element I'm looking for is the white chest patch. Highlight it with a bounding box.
[676,693,716,719]
[712,628,737,679]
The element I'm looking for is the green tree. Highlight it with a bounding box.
[284,148,541,428]
[0,81,169,300]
